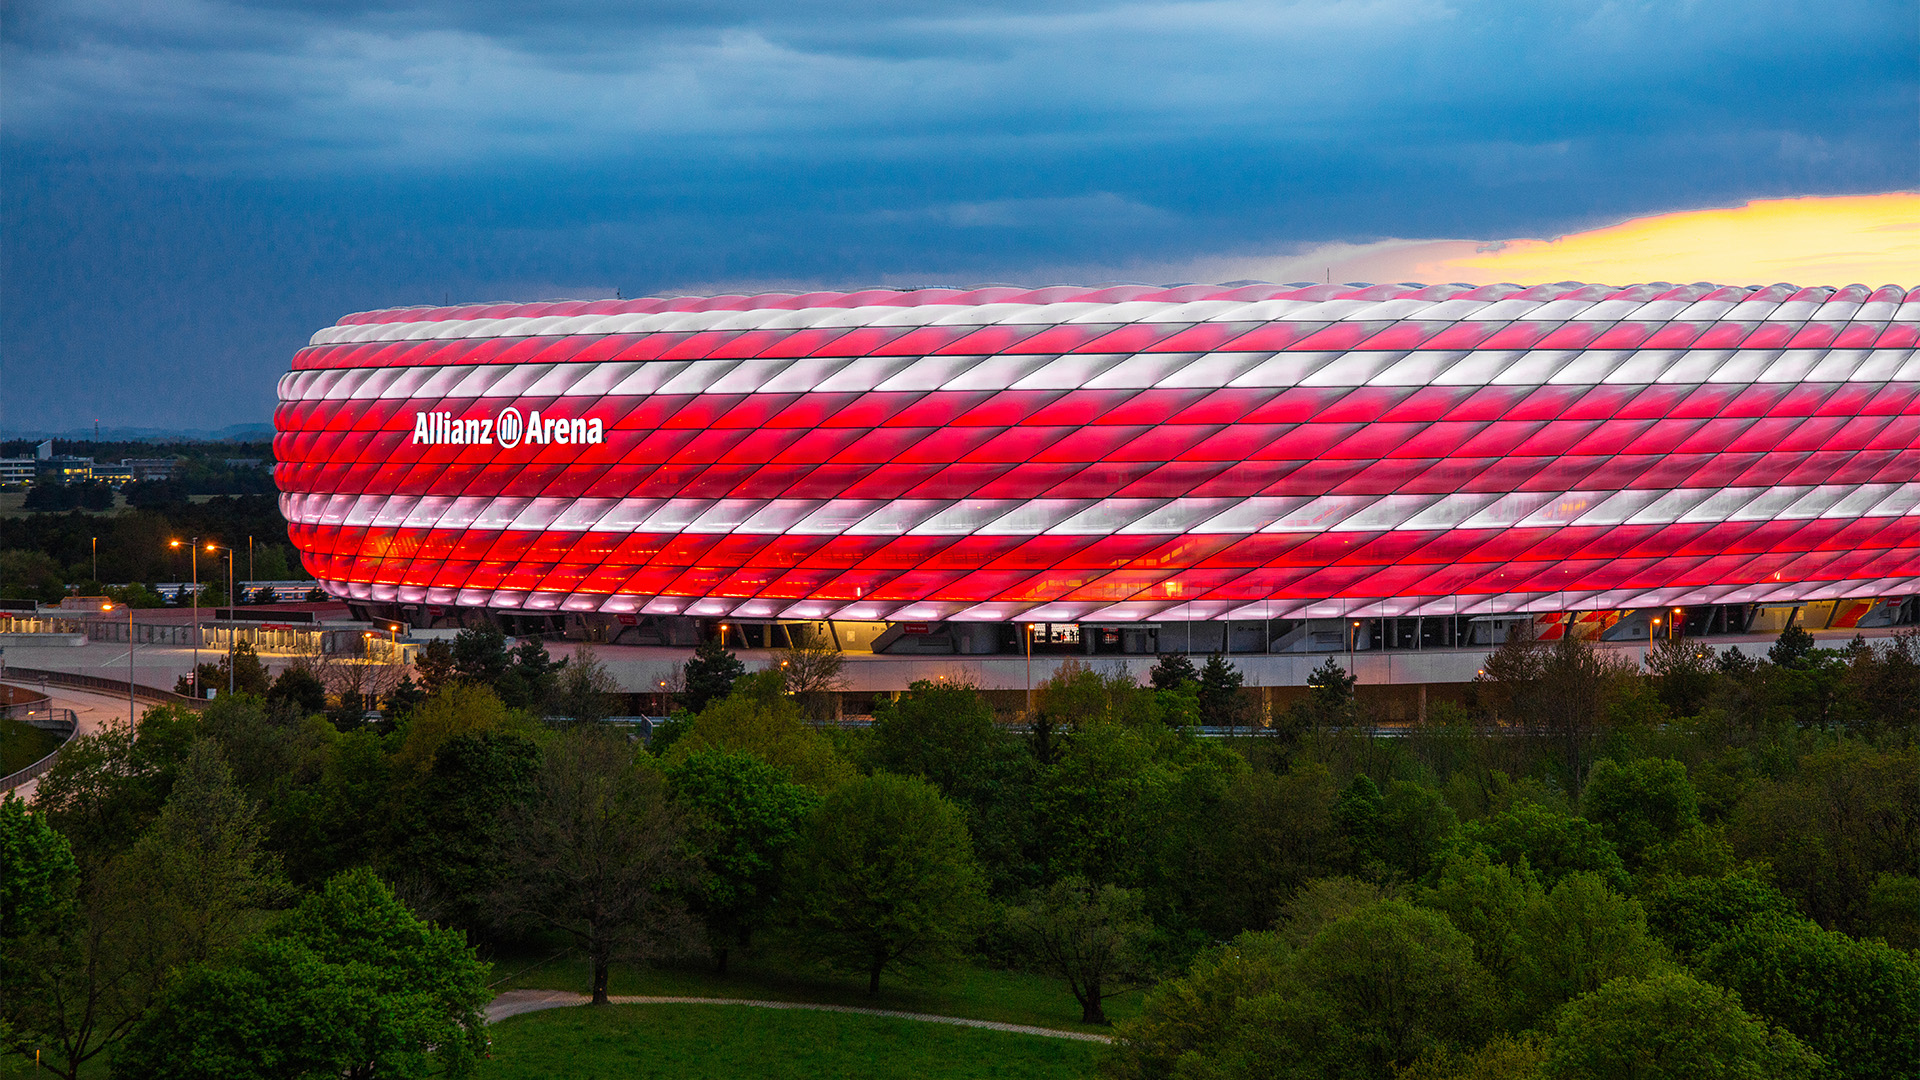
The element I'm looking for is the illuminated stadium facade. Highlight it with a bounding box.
[275,281,1920,660]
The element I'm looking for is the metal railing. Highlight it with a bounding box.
[1,667,206,710]
[1,706,78,793]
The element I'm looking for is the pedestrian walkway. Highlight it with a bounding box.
[483,989,1113,1042]
[0,682,136,800]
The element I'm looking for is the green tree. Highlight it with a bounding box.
[266,666,328,717]
[867,680,1000,796]
[493,731,697,1003]
[0,794,76,943]
[450,624,513,687]
[501,635,565,710]
[666,671,854,791]
[1580,757,1702,870]
[1376,779,1459,882]
[1727,740,1918,933]
[1768,624,1818,669]
[1227,902,1495,1080]
[1538,973,1821,1080]
[1451,803,1628,891]
[779,772,987,994]
[683,635,746,714]
[1418,849,1541,985]
[1006,875,1154,1025]
[1508,872,1668,1026]
[1103,931,1293,1080]
[1033,722,1181,887]
[1180,763,1341,935]
[32,705,198,870]
[411,638,456,693]
[8,741,280,1079]
[868,680,1036,894]
[390,731,539,929]
[1197,654,1248,731]
[393,682,513,775]
[1647,636,1717,716]
[1698,918,1920,1080]
[1333,774,1385,878]
[112,867,491,1080]
[210,641,272,697]
[1639,872,1800,961]
[383,675,427,721]
[552,643,620,722]
[665,749,821,973]
[1148,653,1200,692]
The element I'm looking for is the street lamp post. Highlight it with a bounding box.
[105,602,135,733]
[203,542,237,696]
[1649,615,1661,664]
[170,537,200,696]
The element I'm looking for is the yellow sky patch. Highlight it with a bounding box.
[1418,192,1920,287]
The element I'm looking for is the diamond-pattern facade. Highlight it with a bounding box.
[273,281,1920,622]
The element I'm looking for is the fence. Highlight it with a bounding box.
[2,666,207,710]
[0,705,77,793]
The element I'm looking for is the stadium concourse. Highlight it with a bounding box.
[268,280,1920,695]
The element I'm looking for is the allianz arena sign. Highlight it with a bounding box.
[275,281,1920,621]
[410,407,606,449]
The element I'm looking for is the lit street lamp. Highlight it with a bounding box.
[169,537,201,696]
[205,542,237,697]
[104,602,134,734]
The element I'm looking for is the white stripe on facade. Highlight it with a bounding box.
[280,484,1920,538]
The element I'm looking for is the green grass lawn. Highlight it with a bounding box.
[489,952,1141,1036]
[0,718,62,775]
[481,1003,1101,1080]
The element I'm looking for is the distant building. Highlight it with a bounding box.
[40,457,95,485]
[223,458,265,468]
[91,463,134,486]
[124,458,184,482]
[0,457,34,486]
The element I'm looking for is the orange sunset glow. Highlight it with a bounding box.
[1421,192,1920,286]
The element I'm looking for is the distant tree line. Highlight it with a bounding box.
[1,493,302,603]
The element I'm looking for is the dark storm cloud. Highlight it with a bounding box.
[2,0,1914,429]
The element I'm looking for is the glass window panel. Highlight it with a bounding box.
[1330,493,1443,531]
[1115,497,1243,534]
[1727,486,1812,521]
[1084,352,1203,388]
[1011,353,1131,390]
[608,362,691,396]
[1823,483,1899,518]
[1569,489,1664,526]
[639,499,716,531]
[473,497,532,530]
[814,356,920,392]
[1045,499,1165,535]
[943,354,1056,391]
[844,500,951,535]
[982,500,1094,535]
[872,354,987,392]
[791,500,887,535]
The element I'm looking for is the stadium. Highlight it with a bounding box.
[273,281,1920,676]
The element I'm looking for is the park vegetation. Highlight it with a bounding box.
[1,621,1916,1079]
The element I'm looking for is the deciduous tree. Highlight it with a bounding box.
[779,772,986,994]
[1006,875,1153,1025]
[493,731,697,1003]
[112,867,491,1080]
[1537,973,1821,1080]
[666,748,821,973]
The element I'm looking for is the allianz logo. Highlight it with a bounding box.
[410,408,605,449]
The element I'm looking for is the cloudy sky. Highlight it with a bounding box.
[3,0,1916,431]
